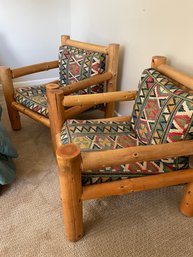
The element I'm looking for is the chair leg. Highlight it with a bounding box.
[0,67,21,130]
[56,144,84,242]
[7,107,21,131]
[180,182,193,217]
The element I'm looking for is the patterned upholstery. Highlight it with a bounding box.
[59,45,106,94]
[131,68,193,145]
[61,69,193,185]
[15,85,49,117]
[15,45,107,116]
[61,119,182,185]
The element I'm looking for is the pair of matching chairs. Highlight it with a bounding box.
[1,35,193,242]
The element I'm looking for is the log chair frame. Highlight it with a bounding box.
[0,35,119,131]
[47,56,193,241]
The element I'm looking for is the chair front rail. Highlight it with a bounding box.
[11,60,59,78]
[81,140,193,171]
[62,72,113,95]
[11,101,50,127]
[82,169,193,200]
[91,115,131,122]
[63,91,137,107]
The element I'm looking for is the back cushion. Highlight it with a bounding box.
[58,45,106,95]
[131,68,193,145]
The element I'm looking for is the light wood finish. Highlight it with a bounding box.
[62,72,113,95]
[151,56,167,68]
[63,105,94,120]
[48,55,193,241]
[63,91,137,107]
[56,144,84,242]
[61,35,108,54]
[105,44,120,118]
[61,35,70,45]
[156,64,193,91]
[151,56,193,91]
[11,102,50,127]
[82,169,193,200]
[180,182,193,217]
[1,35,120,135]
[46,84,65,152]
[0,67,21,130]
[81,140,193,172]
[12,60,59,79]
[91,115,131,122]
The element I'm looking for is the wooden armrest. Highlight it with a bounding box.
[81,140,193,171]
[11,60,59,78]
[62,72,113,95]
[63,90,137,106]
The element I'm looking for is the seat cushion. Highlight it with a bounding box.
[59,45,106,94]
[131,68,193,145]
[61,119,188,185]
[15,85,49,117]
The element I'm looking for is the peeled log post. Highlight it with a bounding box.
[56,144,84,242]
[0,67,21,130]
[46,84,64,152]
[180,182,193,217]
[105,44,120,118]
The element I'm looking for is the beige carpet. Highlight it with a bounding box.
[1,92,193,257]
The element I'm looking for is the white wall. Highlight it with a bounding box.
[71,0,193,115]
[0,0,70,81]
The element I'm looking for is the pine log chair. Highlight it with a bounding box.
[47,56,193,242]
[0,35,119,132]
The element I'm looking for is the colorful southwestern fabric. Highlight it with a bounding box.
[15,85,49,118]
[61,69,193,185]
[58,45,106,94]
[15,45,107,117]
[60,119,186,185]
[131,68,193,145]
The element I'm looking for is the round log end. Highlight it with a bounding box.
[46,83,60,91]
[151,56,167,68]
[57,143,81,160]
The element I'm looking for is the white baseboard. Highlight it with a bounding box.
[114,110,121,116]
[0,77,58,89]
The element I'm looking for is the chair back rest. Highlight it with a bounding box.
[58,45,106,95]
[131,68,193,145]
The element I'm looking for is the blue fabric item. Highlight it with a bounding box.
[0,105,17,185]
[0,154,16,185]
[0,123,18,158]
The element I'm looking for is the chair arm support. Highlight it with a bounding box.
[62,72,113,95]
[62,90,137,106]
[11,60,59,78]
[81,140,193,171]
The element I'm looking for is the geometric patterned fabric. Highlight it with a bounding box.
[59,45,106,94]
[60,119,189,185]
[130,68,193,172]
[15,85,49,117]
[131,68,193,145]
[15,45,107,117]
